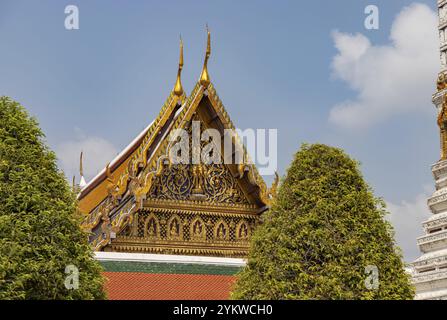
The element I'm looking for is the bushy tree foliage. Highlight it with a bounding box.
[232,144,414,300]
[0,97,105,299]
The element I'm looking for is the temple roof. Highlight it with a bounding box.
[78,29,270,214]
[78,121,155,212]
[78,31,273,253]
[78,80,270,214]
[79,121,154,196]
[98,252,242,300]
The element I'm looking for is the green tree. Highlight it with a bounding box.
[232,144,414,300]
[0,96,105,299]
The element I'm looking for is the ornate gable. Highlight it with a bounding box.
[147,114,252,206]
[148,163,251,205]
[80,32,275,257]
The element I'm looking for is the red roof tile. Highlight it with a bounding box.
[103,272,237,300]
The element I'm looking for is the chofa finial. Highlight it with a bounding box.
[174,35,184,96]
[79,151,83,177]
[199,25,211,87]
[79,151,87,188]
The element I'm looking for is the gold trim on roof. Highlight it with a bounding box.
[80,91,185,205]
[206,83,272,205]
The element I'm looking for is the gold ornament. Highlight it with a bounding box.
[199,26,211,87]
[174,36,184,96]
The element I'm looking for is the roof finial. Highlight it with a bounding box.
[199,25,211,87]
[79,151,87,188]
[106,163,112,181]
[174,35,184,96]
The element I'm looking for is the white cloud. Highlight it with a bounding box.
[330,3,439,130]
[56,129,118,182]
[386,186,433,263]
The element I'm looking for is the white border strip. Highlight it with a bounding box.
[95,252,246,268]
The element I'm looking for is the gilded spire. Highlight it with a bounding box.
[79,151,86,188]
[199,26,211,87]
[174,36,184,96]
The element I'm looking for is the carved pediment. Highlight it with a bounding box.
[81,79,270,256]
[147,115,250,205]
[148,163,250,205]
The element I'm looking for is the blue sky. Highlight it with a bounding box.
[0,0,439,261]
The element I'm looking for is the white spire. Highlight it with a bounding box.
[411,0,447,300]
[440,1,447,72]
[79,151,87,188]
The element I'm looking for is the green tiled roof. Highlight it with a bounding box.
[100,260,242,275]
